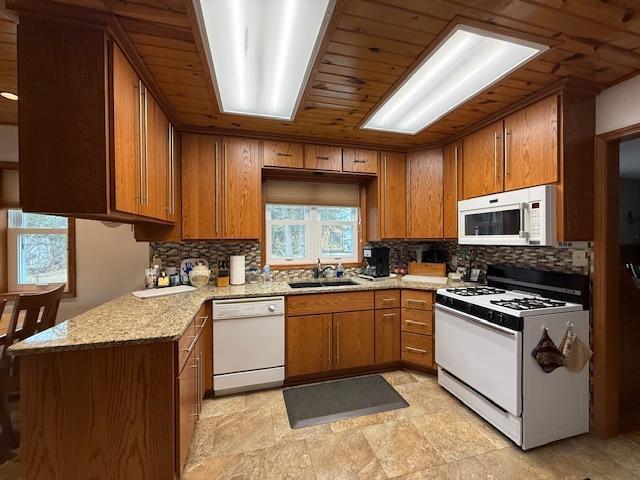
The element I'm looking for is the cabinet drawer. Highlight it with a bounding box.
[401,290,434,310]
[375,289,400,309]
[304,144,342,171]
[343,148,378,174]
[401,332,433,368]
[177,317,197,374]
[287,292,374,316]
[401,308,433,335]
[263,141,304,169]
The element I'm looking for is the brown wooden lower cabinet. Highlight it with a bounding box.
[334,310,374,370]
[286,313,333,377]
[375,308,400,364]
[401,290,434,369]
[176,348,197,474]
[401,332,434,368]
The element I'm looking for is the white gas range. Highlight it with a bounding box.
[435,266,590,450]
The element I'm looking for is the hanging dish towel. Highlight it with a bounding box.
[531,329,565,373]
[560,327,592,373]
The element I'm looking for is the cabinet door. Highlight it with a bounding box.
[375,308,400,364]
[443,141,462,239]
[343,148,379,174]
[263,141,303,169]
[504,95,559,191]
[222,137,262,239]
[112,44,141,215]
[165,124,178,223]
[462,121,504,199]
[195,303,213,393]
[407,149,443,239]
[304,144,342,171]
[380,152,406,238]
[146,95,170,220]
[334,310,374,370]
[176,351,197,475]
[286,314,333,377]
[182,134,221,239]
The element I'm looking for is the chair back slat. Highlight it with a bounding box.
[1,285,65,366]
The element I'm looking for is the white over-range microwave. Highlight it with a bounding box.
[458,185,557,246]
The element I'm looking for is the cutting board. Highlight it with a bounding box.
[408,262,446,277]
[132,285,197,299]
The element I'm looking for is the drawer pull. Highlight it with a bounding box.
[405,346,427,354]
[381,298,396,302]
[407,299,427,305]
[197,316,208,329]
[405,320,426,326]
[354,159,367,163]
[277,152,292,157]
[316,156,330,160]
[181,335,197,354]
[382,313,396,317]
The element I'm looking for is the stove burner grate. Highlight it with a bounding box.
[490,297,567,311]
[445,287,506,296]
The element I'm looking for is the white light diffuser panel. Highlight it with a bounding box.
[197,0,332,120]
[362,25,547,135]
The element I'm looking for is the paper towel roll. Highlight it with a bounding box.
[230,255,245,285]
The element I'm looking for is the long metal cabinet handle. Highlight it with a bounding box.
[405,346,427,354]
[137,80,144,205]
[335,321,340,367]
[405,319,426,326]
[222,141,226,237]
[143,86,149,206]
[215,141,220,235]
[383,154,387,237]
[505,128,511,177]
[326,322,331,368]
[493,130,498,184]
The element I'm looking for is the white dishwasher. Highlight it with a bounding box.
[212,296,285,395]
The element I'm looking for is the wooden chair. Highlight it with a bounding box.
[0,284,65,448]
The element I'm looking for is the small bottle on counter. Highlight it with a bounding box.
[144,268,155,289]
[263,264,271,283]
[336,262,344,278]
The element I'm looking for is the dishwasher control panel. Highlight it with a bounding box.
[213,297,285,319]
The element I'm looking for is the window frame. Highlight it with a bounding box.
[5,210,76,297]
[265,203,360,267]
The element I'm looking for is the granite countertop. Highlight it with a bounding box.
[9,276,470,356]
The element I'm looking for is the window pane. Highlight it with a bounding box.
[9,210,68,229]
[318,207,357,221]
[321,224,354,257]
[270,224,307,259]
[17,233,68,284]
[268,205,308,221]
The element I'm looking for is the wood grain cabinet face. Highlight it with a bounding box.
[407,149,443,239]
[443,141,462,239]
[181,134,220,240]
[334,310,375,370]
[263,141,304,169]
[304,144,343,171]
[343,148,379,174]
[375,308,400,364]
[176,349,197,475]
[112,44,141,216]
[504,95,559,191]
[463,121,504,199]
[286,314,333,377]
[380,152,407,239]
[222,137,262,239]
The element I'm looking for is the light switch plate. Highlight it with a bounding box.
[572,250,587,268]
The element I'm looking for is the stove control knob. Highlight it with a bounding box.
[495,313,504,325]
[465,303,472,313]
[487,310,494,320]
[448,297,454,306]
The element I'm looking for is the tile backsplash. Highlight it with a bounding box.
[150,239,591,282]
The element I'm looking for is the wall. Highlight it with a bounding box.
[596,73,640,135]
[0,125,150,321]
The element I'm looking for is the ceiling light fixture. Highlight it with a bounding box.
[0,92,18,101]
[362,25,547,135]
[195,0,333,120]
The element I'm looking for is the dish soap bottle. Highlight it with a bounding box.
[336,262,344,278]
[263,264,271,283]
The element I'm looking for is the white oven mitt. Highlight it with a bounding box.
[560,327,592,373]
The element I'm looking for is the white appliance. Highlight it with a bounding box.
[212,296,284,395]
[458,185,556,246]
[435,266,590,450]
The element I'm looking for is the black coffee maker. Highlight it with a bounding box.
[362,247,390,278]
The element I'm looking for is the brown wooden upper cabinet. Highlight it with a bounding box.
[407,149,444,239]
[181,135,261,240]
[343,148,379,174]
[18,17,175,223]
[304,144,343,171]
[263,141,304,169]
[366,152,406,241]
[462,121,504,199]
[504,95,559,191]
[443,141,462,239]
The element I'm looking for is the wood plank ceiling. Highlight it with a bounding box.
[5,0,640,148]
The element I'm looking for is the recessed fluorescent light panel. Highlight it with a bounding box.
[196,0,332,120]
[362,25,547,135]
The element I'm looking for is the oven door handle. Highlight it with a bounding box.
[435,304,517,338]
[519,203,528,239]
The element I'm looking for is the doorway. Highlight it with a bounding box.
[594,127,640,437]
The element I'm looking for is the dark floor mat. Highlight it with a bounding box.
[283,374,409,429]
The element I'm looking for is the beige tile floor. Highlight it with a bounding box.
[183,370,640,480]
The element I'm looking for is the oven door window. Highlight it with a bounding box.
[464,209,521,236]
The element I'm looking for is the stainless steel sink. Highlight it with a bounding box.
[288,279,358,289]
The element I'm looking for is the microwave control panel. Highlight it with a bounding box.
[529,201,542,240]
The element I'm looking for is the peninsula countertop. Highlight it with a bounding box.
[9,276,470,356]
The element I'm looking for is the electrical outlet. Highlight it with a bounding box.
[572,250,587,268]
